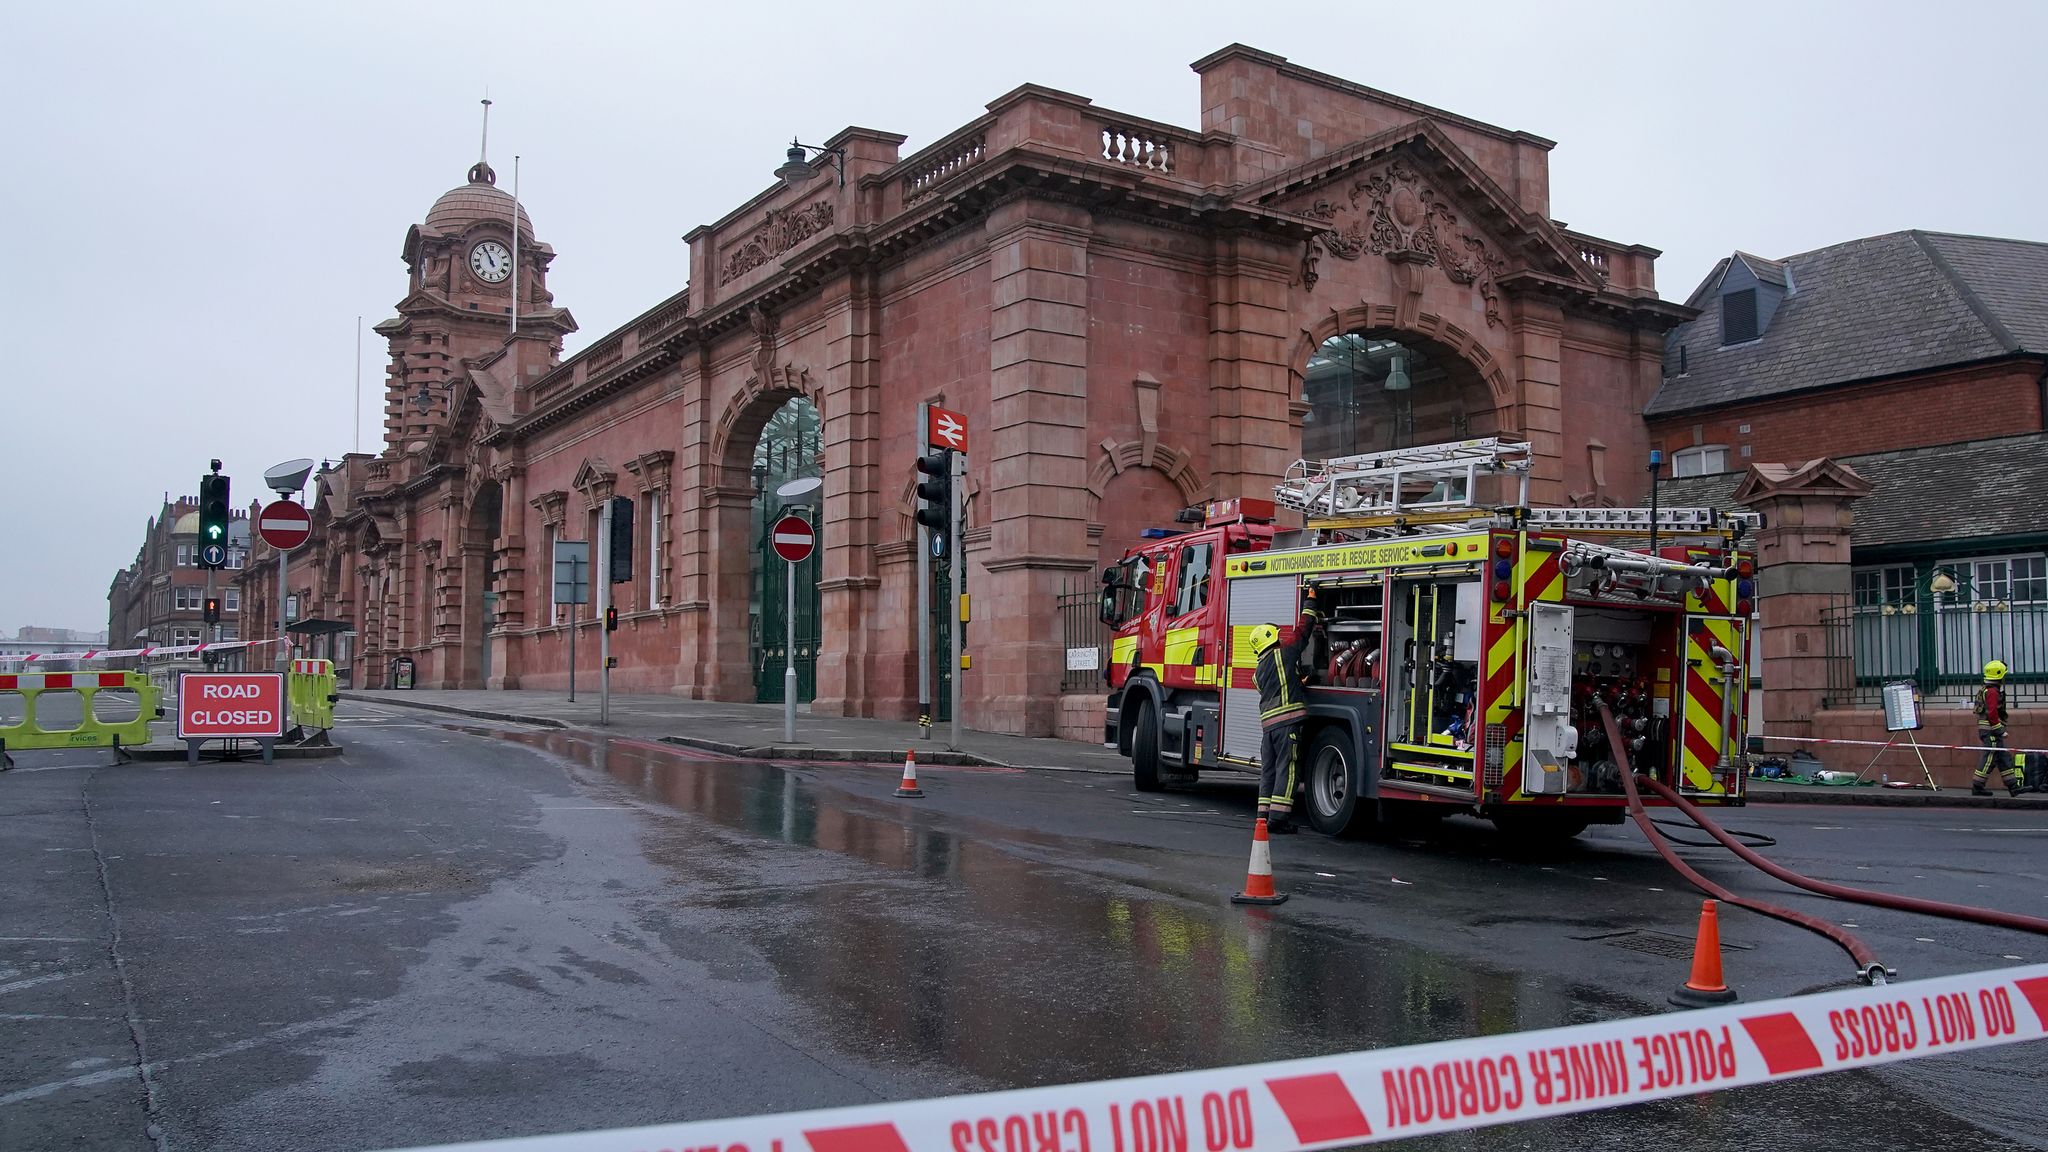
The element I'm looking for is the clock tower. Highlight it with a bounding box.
[376,141,575,452]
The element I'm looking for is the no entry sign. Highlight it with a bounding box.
[176,673,285,739]
[771,516,814,564]
[258,500,312,551]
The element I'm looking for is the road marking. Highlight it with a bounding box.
[1942,827,2048,833]
[0,972,74,995]
[0,937,90,943]
[540,806,632,811]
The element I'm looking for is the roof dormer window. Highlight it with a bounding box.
[1721,288,1759,344]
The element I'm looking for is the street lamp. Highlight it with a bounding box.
[1647,449,1665,555]
[774,139,846,189]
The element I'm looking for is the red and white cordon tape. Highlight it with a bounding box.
[1753,733,2034,756]
[0,638,285,665]
[380,963,2048,1152]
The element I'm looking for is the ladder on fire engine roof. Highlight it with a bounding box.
[1274,438,1534,521]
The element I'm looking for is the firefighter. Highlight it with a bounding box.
[1250,586,1322,833]
[1972,660,2023,797]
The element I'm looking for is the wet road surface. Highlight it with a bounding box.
[2,702,2042,1151]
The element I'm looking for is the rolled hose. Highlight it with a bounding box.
[1600,703,1891,985]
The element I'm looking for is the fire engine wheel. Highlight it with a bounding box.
[1131,699,1164,792]
[1305,728,1365,837]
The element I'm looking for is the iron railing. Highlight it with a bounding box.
[1058,579,1108,694]
[1822,596,2048,706]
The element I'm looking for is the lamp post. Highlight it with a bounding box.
[1646,449,1665,557]
[773,140,846,189]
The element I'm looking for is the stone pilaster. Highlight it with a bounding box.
[1206,235,1298,501]
[814,266,883,717]
[981,196,1096,735]
[1510,299,1566,506]
[702,484,760,702]
[1734,460,1873,745]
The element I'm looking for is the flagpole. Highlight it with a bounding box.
[511,155,520,338]
[353,314,363,454]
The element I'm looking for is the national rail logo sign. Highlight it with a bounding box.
[176,673,285,739]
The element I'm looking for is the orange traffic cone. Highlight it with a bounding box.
[894,750,925,798]
[1231,818,1289,906]
[1669,899,1739,1007]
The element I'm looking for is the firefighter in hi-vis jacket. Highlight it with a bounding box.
[1249,587,1322,833]
[1973,659,2023,797]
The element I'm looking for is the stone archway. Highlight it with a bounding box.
[458,480,502,688]
[705,364,826,703]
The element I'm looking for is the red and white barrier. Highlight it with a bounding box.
[0,638,285,665]
[377,964,2048,1152]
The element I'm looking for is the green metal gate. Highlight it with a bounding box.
[752,398,824,705]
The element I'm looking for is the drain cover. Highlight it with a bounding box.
[1576,929,1753,960]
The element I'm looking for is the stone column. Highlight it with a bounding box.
[701,483,761,702]
[1510,299,1566,506]
[1733,460,1872,745]
[981,196,1096,736]
[490,462,526,689]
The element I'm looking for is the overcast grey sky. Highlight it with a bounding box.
[4,0,2042,636]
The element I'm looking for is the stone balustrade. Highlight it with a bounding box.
[1097,122,1177,173]
[902,131,987,204]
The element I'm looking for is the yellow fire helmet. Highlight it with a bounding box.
[1984,660,2008,682]
[1249,623,1281,655]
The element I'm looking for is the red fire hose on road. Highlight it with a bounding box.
[1599,703,2048,986]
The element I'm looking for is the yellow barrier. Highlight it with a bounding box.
[0,671,164,769]
[287,658,338,740]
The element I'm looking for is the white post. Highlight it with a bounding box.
[949,449,964,752]
[599,497,611,725]
[784,554,797,744]
[276,545,289,676]
[916,402,931,740]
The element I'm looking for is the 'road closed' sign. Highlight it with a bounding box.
[177,673,285,739]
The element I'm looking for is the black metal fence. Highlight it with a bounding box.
[1058,579,1107,693]
[1822,597,2048,706]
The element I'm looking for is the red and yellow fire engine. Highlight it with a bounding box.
[1099,439,1756,839]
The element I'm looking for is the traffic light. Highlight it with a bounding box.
[605,605,619,632]
[197,472,231,568]
[202,596,222,624]
[914,450,952,551]
[608,496,634,584]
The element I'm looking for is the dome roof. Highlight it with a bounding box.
[424,162,533,240]
[172,511,198,534]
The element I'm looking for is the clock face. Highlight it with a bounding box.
[469,240,512,284]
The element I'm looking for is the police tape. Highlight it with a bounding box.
[379,963,2048,1152]
[1753,733,2028,757]
[0,638,285,665]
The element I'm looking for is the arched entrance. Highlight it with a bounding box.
[1301,331,1499,458]
[749,396,823,703]
[461,481,502,688]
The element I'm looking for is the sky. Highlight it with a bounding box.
[3,0,2044,636]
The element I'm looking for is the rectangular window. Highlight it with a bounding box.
[228,549,244,569]
[225,588,240,611]
[285,595,300,622]
[1721,288,1759,344]
[1955,554,2048,605]
[1671,445,1730,478]
[645,491,664,610]
[545,525,560,618]
[176,544,193,567]
[1852,565,1915,607]
[221,627,238,642]
[1172,543,1213,618]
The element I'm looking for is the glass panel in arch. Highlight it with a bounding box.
[1301,333,1487,460]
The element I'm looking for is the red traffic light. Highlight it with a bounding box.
[605,606,619,632]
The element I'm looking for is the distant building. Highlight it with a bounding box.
[1654,230,2047,781]
[107,497,252,653]
[0,627,108,657]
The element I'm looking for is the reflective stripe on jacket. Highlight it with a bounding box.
[1255,605,1320,728]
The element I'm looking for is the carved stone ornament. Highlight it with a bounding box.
[719,200,836,284]
[1299,161,1509,328]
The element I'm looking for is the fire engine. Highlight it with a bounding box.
[1099,438,1756,840]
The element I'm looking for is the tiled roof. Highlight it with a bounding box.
[1655,433,2048,549]
[1648,230,2048,417]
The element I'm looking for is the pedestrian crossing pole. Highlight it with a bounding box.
[916,402,932,741]
[949,446,964,752]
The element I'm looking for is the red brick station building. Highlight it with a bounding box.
[241,46,1694,736]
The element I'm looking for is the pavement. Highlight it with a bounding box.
[340,688,2048,809]
[4,700,2044,1152]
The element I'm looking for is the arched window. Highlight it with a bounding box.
[1302,333,1488,460]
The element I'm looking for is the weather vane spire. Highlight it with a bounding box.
[470,93,496,185]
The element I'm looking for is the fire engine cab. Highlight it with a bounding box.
[1099,438,1756,840]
